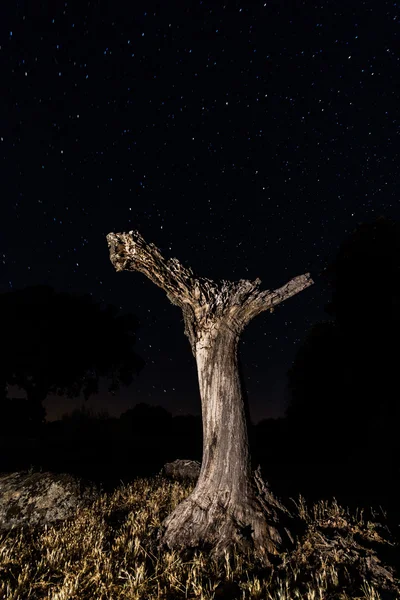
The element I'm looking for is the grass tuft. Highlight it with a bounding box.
[0,473,398,599]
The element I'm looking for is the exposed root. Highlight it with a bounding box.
[157,467,299,567]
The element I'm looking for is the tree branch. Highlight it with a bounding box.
[106,230,196,307]
[236,273,314,326]
[106,230,314,326]
[239,273,314,321]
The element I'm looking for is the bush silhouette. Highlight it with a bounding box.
[119,402,173,438]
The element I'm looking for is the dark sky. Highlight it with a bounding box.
[2,1,398,425]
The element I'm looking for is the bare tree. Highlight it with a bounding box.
[107,230,313,566]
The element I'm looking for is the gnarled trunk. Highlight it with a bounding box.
[159,320,293,564]
[106,229,313,565]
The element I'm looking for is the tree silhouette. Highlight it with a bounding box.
[119,402,173,437]
[0,285,145,436]
[107,229,313,566]
[285,216,400,477]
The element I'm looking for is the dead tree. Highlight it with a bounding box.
[107,230,313,566]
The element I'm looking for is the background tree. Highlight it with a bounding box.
[107,229,313,566]
[285,215,400,486]
[0,285,145,436]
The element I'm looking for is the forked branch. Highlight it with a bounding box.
[106,230,314,326]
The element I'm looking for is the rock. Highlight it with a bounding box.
[0,469,102,535]
[161,459,201,481]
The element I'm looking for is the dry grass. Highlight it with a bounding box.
[0,473,398,599]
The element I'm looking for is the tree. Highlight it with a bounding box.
[0,285,145,435]
[285,216,400,475]
[107,229,313,566]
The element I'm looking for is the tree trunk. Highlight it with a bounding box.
[158,319,295,564]
[106,229,314,565]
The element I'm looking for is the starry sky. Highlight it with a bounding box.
[2,1,399,425]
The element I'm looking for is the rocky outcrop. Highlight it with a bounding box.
[161,459,201,481]
[0,470,102,534]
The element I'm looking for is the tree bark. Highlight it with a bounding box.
[106,230,314,565]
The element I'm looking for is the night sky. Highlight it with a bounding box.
[2,1,399,425]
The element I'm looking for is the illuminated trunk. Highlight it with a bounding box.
[196,324,251,493]
[158,320,294,564]
[106,229,313,565]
